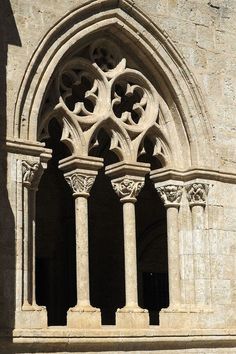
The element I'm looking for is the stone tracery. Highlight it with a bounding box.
[35,37,195,328]
[39,38,169,166]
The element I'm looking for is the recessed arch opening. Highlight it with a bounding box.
[89,129,125,325]
[36,118,76,326]
[15,0,215,169]
[137,137,168,325]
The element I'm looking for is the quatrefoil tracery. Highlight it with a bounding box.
[112,81,147,125]
[60,70,97,115]
[39,39,170,165]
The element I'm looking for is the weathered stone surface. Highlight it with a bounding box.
[1,0,236,353]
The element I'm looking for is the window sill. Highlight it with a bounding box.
[0,328,234,352]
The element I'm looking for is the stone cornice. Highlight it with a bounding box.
[1,138,52,160]
[150,167,236,185]
[3,140,236,184]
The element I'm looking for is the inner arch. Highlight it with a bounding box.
[14,0,214,168]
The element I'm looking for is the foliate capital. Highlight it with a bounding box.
[22,160,43,190]
[185,183,209,207]
[65,173,96,197]
[156,185,183,208]
[111,177,144,202]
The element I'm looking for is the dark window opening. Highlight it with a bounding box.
[89,129,125,325]
[36,119,76,326]
[142,272,169,325]
[137,138,169,325]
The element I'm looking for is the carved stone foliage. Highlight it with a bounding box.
[112,178,144,201]
[39,38,169,165]
[65,173,95,196]
[156,185,183,207]
[186,183,209,206]
[22,161,42,189]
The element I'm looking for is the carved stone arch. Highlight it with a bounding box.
[88,117,133,162]
[13,0,216,169]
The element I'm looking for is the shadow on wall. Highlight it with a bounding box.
[0,0,21,345]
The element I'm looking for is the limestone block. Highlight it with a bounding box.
[195,279,212,305]
[193,230,209,254]
[231,280,236,304]
[182,279,195,305]
[224,207,236,231]
[180,255,194,280]
[160,310,194,329]
[15,308,47,329]
[211,255,234,279]
[211,279,232,305]
[216,30,236,53]
[116,309,149,329]
[196,25,215,51]
[208,229,219,255]
[67,309,101,329]
[195,255,211,279]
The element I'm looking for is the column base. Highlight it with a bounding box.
[15,306,47,329]
[116,306,149,328]
[160,305,214,328]
[67,305,101,329]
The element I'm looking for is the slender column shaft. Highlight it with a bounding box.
[64,172,98,311]
[22,160,43,309]
[166,206,180,307]
[123,201,138,307]
[192,204,206,305]
[154,184,183,310]
[108,170,149,328]
[192,205,204,230]
[23,187,30,307]
[186,183,209,306]
[111,177,145,311]
[61,163,103,328]
[31,188,37,306]
[74,195,90,307]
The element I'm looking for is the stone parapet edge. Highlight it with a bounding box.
[0,330,235,352]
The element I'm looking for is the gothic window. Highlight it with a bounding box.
[22,36,188,329]
[34,37,172,327]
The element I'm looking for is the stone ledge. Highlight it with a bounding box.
[0,330,235,352]
[11,327,236,337]
[150,167,236,184]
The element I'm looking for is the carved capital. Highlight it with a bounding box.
[186,183,209,207]
[111,178,144,202]
[65,173,96,197]
[156,185,183,208]
[22,161,43,190]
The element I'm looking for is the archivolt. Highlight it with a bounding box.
[13,0,215,169]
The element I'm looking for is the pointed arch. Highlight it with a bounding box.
[13,0,216,168]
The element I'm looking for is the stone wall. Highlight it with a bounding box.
[6,0,236,167]
[1,0,236,353]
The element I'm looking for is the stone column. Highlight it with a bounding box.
[16,160,47,330]
[22,160,45,311]
[155,184,183,310]
[60,156,103,328]
[106,162,150,328]
[186,182,209,306]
